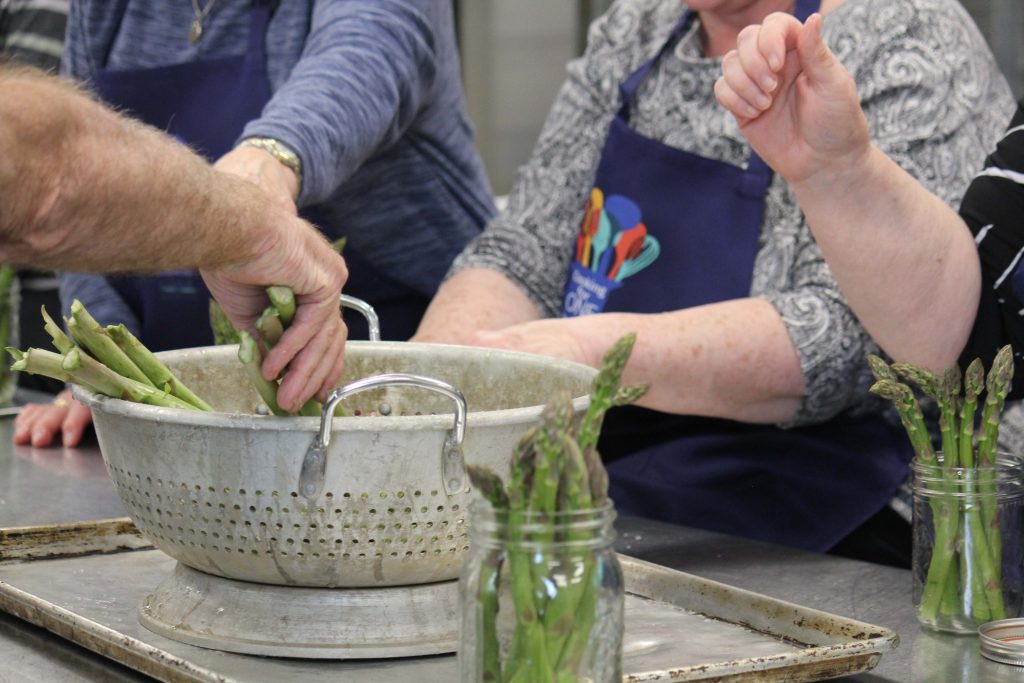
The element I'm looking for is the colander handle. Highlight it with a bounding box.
[299,373,468,500]
[340,294,381,342]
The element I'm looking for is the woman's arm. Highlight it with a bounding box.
[716,11,1003,372]
[467,298,806,423]
[413,268,542,344]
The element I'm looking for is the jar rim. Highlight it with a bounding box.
[467,498,618,548]
[910,452,1024,499]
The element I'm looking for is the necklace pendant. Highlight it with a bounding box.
[188,17,203,44]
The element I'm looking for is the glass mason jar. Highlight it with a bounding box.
[0,266,19,407]
[459,500,624,682]
[911,453,1024,633]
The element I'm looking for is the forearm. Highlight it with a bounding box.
[413,268,541,344]
[595,300,805,422]
[792,145,980,372]
[0,68,288,272]
[500,299,802,423]
[242,1,438,203]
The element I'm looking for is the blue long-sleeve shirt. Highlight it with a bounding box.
[61,0,494,329]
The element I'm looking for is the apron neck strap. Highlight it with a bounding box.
[616,0,821,192]
[618,10,695,109]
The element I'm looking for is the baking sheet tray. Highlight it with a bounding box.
[0,522,897,682]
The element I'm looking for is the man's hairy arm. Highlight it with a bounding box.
[0,66,271,271]
[0,66,349,410]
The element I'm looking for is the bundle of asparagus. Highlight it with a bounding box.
[464,333,645,683]
[868,345,1013,627]
[8,300,211,410]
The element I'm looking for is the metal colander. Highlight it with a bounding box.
[76,341,595,588]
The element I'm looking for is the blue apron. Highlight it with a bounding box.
[563,1,913,552]
[93,1,426,348]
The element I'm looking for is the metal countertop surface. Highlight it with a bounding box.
[0,414,1017,683]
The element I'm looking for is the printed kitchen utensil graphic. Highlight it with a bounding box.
[563,192,661,317]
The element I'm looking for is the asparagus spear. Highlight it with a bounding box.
[867,354,898,383]
[578,333,636,455]
[266,286,296,327]
[61,347,196,409]
[256,306,284,349]
[504,423,554,683]
[66,300,154,388]
[40,306,73,353]
[6,348,70,385]
[894,362,958,464]
[466,465,507,683]
[976,345,1013,468]
[467,465,509,510]
[870,371,965,622]
[237,331,285,416]
[106,324,212,411]
[976,345,1013,607]
[958,360,984,470]
[869,379,935,461]
[209,299,241,345]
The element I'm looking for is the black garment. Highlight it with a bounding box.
[0,0,67,72]
[827,505,912,569]
[959,99,1024,399]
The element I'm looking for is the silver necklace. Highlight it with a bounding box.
[188,0,218,44]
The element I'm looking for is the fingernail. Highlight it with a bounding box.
[755,93,772,110]
[761,75,778,92]
[768,53,782,71]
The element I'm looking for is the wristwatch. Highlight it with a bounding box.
[239,137,303,189]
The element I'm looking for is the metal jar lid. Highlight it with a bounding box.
[978,619,1024,667]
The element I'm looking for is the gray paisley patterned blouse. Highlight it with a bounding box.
[451,0,1015,426]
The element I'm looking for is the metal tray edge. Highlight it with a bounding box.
[619,554,899,682]
[0,517,152,563]
[0,579,229,683]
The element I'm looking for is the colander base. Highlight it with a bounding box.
[139,562,458,658]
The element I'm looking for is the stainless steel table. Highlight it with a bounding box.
[0,414,1017,682]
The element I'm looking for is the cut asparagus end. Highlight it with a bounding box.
[67,299,155,388]
[106,324,212,411]
[41,305,73,353]
[8,347,70,383]
[266,286,296,327]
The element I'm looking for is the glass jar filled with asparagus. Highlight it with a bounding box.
[459,333,644,682]
[869,347,1024,633]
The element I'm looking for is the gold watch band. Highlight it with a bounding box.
[239,137,303,188]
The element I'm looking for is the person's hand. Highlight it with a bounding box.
[201,212,348,412]
[466,318,598,367]
[714,12,870,185]
[214,145,299,214]
[13,389,93,447]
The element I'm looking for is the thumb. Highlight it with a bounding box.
[796,14,841,85]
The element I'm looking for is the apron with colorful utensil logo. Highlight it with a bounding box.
[563,0,913,551]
